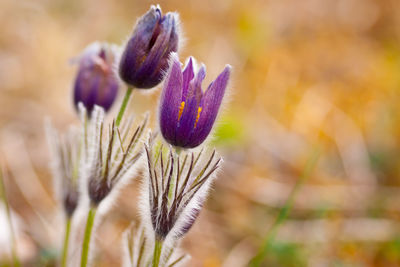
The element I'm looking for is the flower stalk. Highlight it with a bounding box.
[152,239,163,267]
[80,207,97,267]
[61,218,72,267]
[116,86,134,127]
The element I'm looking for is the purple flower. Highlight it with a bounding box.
[159,53,231,148]
[119,5,179,89]
[73,43,119,115]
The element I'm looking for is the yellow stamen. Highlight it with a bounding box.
[178,101,185,120]
[194,107,202,128]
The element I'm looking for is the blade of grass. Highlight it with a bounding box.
[0,166,21,267]
[61,218,71,267]
[249,149,320,267]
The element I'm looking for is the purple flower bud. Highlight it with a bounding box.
[159,54,231,148]
[64,188,79,217]
[73,43,119,115]
[119,6,179,89]
[46,123,82,218]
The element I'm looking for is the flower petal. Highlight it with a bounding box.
[189,65,231,147]
[182,57,194,100]
[96,76,118,111]
[186,65,206,105]
[159,53,183,144]
[74,46,119,115]
[175,96,198,147]
[118,6,160,86]
[135,13,177,88]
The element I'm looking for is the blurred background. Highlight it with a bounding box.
[1,0,400,266]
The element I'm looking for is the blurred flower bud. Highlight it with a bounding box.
[84,106,148,207]
[64,189,79,217]
[46,123,82,218]
[73,42,119,115]
[159,53,231,148]
[119,5,179,89]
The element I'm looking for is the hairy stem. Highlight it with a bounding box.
[116,87,134,127]
[152,239,163,267]
[61,218,72,267]
[80,207,97,267]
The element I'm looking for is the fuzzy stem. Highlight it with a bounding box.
[152,239,163,267]
[0,167,21,267]
[80,207,97,267]
[61,218,72,267]
[116,86,134,127]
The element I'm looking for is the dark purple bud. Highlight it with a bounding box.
[88,177,111,206]
[159,53,231,148]
[119,5,179,89]
[63,188,79,218]
[73,43,119,115]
